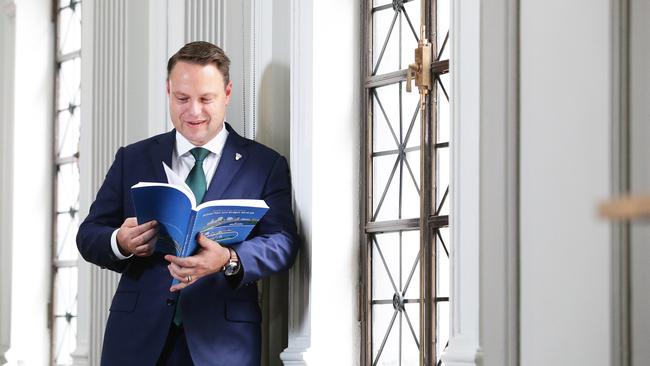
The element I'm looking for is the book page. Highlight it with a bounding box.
[131,183,194,255]
[181,200,269,256]
[162,162,196,205]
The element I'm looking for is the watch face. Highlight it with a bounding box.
[224,262,240,276]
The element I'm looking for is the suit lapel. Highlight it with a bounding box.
[204,124,249,200]
[149,130,175,183]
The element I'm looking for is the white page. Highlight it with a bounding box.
[162,162,197,208]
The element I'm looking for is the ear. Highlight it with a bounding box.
[224,80,233,105]
[166,79,171,96]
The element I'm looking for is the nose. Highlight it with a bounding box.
[188,100,201,116]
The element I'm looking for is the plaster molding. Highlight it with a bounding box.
[443,0,481,364]
[477,0,520,364]
[443,335,482,366]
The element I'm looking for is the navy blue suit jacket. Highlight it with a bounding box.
[77,124,299,366]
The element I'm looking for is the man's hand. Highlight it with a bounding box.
[116,217,158,257]
[165,233,230,292]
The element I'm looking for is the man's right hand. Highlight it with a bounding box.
[116,217,158,257]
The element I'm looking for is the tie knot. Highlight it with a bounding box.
[190,147,210,163]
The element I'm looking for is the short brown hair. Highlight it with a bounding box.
[167,41,231,85]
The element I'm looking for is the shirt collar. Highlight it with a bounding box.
[175,125,229,158]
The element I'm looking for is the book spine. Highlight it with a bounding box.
[180,211,198,258]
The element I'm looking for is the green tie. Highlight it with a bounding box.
[174,147,210,326]
[185,147,210,203]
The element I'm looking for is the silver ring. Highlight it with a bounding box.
[186,275,192,283]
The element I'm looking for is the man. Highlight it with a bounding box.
[77,41,299,366]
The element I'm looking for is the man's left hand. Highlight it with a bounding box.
[165,233,230,292]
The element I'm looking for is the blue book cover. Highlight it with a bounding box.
[130,182,268,284]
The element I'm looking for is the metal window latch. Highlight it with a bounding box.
[406,25,432,94]
[406,26,432,111]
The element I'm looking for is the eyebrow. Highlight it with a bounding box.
[172,92,217,98]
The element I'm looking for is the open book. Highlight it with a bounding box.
[130,164,268,275]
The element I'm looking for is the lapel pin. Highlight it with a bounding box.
[235,153,242,161]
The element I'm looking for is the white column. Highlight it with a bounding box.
[280,1,313,363]
[442,0,481,364]
[477,0,520,365]
[0,2,16,364]
[5,0,54,365]
[75,1,127,365]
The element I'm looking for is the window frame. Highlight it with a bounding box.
[360,0,450,364]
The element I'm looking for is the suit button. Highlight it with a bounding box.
[166,298,176,306]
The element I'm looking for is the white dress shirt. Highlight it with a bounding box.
[110,127,230,259]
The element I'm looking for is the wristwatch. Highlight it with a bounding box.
[223,247,241,276]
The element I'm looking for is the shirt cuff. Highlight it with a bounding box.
[111,229,133,260]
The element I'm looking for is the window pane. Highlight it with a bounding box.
[401,83,421,150]
[436,300,450,362]
[59,0,80,9]
[373,84,400,153]
[401,230,420,300]
[436,0,450,54]
[56,212,79,262]
[373,0,392,7]
[438,73,450,103]
[58,58,81,111]
[435,147,449,215]
[403,150,420,219]
[372,233,401,301]
[52,267,77,365]
[437,83,450,144]
[53,267,78,316]
[372,304,399,365]
[373,154,400,221]
[371,230,423,365]
[401,1,420,69]
[57,161,80,213]
[436,228,450,298]
[53,316,77,366]
[402,302,420,364]
[57,107,80,158]
[58,3,82,56]
[372,7,400,75]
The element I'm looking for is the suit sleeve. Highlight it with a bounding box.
[76,147,131,273]
[230,155,300,288]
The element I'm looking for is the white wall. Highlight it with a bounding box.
[281,0,361,364]
[4,0,54,365]
[305,0,360,362]
[519,1,612,365]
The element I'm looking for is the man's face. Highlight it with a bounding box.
[167,61,232,146]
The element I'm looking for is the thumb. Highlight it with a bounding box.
[197,233,217,249]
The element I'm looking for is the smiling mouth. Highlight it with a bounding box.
[186,120,206,126]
